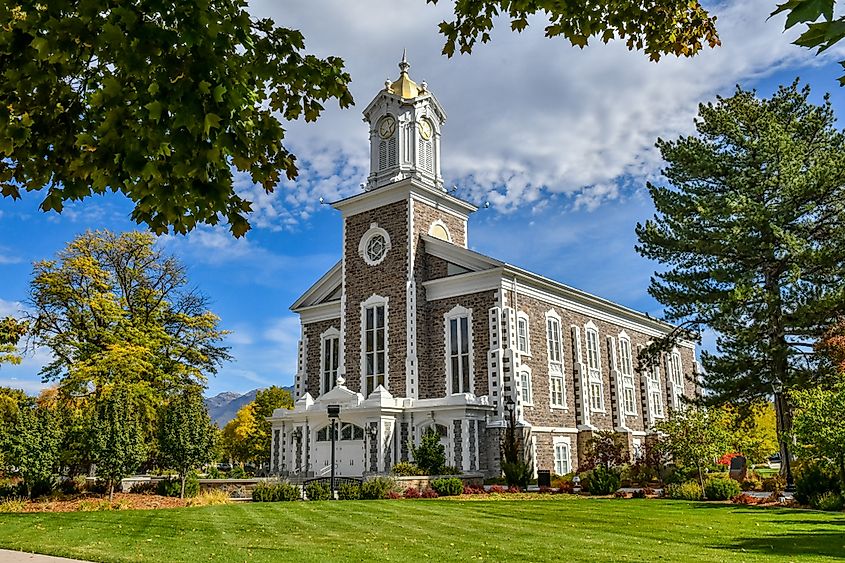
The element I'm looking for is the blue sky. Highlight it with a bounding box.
[2,1,845,396]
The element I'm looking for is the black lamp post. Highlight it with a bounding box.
[504,396,515,429]
[327,404,341,499]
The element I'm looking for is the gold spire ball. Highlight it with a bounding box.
[388,49,422,99]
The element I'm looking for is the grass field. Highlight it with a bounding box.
[0,497,843,562]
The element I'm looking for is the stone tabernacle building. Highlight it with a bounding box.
[268,55,698,479]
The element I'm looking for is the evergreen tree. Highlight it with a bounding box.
[158,386,217,498]
[636,81,845,468]
[90,383,147,501]
[0,392,61,497]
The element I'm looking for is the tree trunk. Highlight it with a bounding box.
[108,480,114,502]
[839,455,845,496]
[180,473,186,499]
[697,463,705,499]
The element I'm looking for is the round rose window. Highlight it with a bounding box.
[366,234,387,263]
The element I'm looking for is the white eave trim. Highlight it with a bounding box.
[290,261,342,310]
[298,301,342,324]
[422,268,504,301]
[331,177,476,218]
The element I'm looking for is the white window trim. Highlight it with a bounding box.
[319,326,340,396]
[360,294,389,395]
[618,332,636,416]
[518,366,534,407]
[585,321,605,412]
[553,436,572,476]
[443,304,474,395]
[670,349,684,410]
[649,357,665,419]
[428,219,452,242]
[516,311,531,356]
[358,223,392,267]
[544,310,566,409]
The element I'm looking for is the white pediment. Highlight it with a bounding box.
[314,383,364,407]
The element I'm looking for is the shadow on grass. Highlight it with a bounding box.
[723,531,845,559]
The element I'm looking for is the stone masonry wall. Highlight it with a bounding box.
[343,200,409,396]
[303,318,341,398]
[417,290,498,399]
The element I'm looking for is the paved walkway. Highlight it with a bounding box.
[0,550,90,562]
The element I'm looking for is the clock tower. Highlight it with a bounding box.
[362,52,446,191]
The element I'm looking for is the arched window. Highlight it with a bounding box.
[585,322,604,411]
[619,333,636,415]
[444,305,473,394]
[553,438,571,475]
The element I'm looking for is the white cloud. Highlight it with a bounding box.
[0,298,24,317]
[234,0,843,226]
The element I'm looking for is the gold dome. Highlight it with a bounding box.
[387,50,422,99]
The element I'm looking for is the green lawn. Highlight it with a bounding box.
[0,497,843,562]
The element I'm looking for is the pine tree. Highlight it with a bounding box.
[158,386,217,498]
[636,81,845,470]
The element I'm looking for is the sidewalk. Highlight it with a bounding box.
[0,550,91,562]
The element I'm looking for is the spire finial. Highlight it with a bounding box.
[399,49,410,74]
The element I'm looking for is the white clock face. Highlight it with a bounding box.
[378,115,396,139]
[418,118,433,141]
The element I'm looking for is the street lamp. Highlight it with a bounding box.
[327,404,341,500]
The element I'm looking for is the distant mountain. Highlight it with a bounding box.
[204,386,293,427]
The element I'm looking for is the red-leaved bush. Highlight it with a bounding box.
[718,452,740,467]
[421,488,439,498]
[507,486,520,494]
[403,487,421,499]
[388,491,403,500]
[463,485,486,495]
[489,485,506,494]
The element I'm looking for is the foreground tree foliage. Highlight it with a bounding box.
[0,0,353,236]
[430,0,719,60]
[772,0,845,85]
[656,407,729,498]
[158,386,217,498]
[636,82,845,466]
[716,403,779,465]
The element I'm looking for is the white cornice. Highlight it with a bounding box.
[331,177,476,218]
[298,301,342,324]
[422,268,504,301]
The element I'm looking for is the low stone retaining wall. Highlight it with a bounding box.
[120,476,265,499]
[393,473,483,491]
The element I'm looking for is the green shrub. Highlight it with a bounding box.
[663,465,700,486]
[589,466,621,496]
[391,462,423,476]
[761,475,786,493]
[0,480,24,500]
[360,477,396,500]
[665,481,703,501]
[251,480,301,502]
[810,491,845,512]
[337,482,361,500]
[129,480,158,495]
[794,461,839,506]
[704,477,741,501]
[431,477,463,496]
[156,474,199,498]
[229,465,247,479]
[305,481,332,501]
[501,461,532,489]
[412,428,446,475]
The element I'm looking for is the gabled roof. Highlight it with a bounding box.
[422,235,679,337]
[290,260,342,311]
[421,233,502,272]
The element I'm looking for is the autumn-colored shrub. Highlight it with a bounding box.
[403,487,421,499]
[420,488,438,498]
